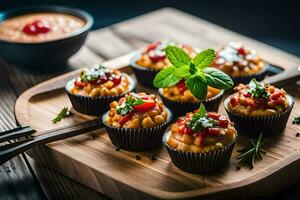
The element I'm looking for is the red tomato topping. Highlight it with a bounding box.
[271,91,282,100]
[218,115,229,128]
[207,112,220,120]
[272,97,285,105]
[207,128,220,136]
[74,80,87,88]
[23,20,51,35]
[149,54,166,63]
[118,112,135,125]
[133,101,156,112]
[230,96,238,107]
[243,92,252,98]
[237,47,247,57]
[146,42,160,52]
[176,79,187,92]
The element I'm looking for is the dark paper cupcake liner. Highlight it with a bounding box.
[231,63,269,85]
[158,89,224,119]
[102,107,172,151]
[130,53,160,88]
[65,73,136,116]
[163,131,237,174]
[224,94,294,138]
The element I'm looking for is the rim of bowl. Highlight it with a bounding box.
[0,5,94,45]
[223,93,295,118]
[65,72,137,99]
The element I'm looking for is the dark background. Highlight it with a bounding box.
[1,0,299,56]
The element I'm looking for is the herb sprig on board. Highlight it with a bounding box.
[237,133,266,169]
[247,78,269,99]
[292,116,300,124]
[153,46,234,100]
[116,96,144,115]
[52,107,71,123]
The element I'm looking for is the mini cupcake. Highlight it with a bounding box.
[130,40,198,88]
[224,78,294,138]
[65,65,136,116]
[103,92,172,151]
[153,46,233,117]
[212,42,268,84]
[158,81,224,118]
[163,104,237,173]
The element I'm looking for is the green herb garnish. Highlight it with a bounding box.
[186,104,217,132]
[247,78,270,99]
[116,96,144,115]
[237,133,266,169]
[52,107,71,123]
[153,46,234,100]
[80,65,107,82]
[292,116,300,124]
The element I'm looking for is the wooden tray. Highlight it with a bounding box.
[15,51,300,199]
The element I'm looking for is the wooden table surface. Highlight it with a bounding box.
[1,8,300,200]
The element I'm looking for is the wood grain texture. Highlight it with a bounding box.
[14,56,300,199]
[3,7,300,200]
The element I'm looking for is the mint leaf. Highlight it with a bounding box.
[186,75,208,100]
[153,66,181,88]
[197,104,206,117]
[165,46,191,68]
[132,98,144,106]
[203,67,234,89]
[193,48,215,69]
[175,65,190,77]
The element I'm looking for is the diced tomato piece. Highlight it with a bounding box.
[118,112,134,125]
[146,42,160,52]
[176,118,184,124]
[74,80,87,88]
[140,96,149,100]
[176,79,187,92]
[218,116,229,128]
[133,101,156,112]
[184,127,193,135]
[237,47,247,57]
[230,96,238,107]
[208,112,220,120]
[197,131,207,146]
[149,54,166,63]
[243,92,252,98]
[207,128,220,136]
[272,97,285,105]
[271,91,281,100]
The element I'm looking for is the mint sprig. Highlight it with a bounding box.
[153,46,234,100]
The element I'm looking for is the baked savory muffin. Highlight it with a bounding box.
[65,65,135,116]
[212,42,268,84]
[103,92,172,151]
[159,80,224,117]
[224,79,294,137]
[130,40,198,88]
[163,104,237,173]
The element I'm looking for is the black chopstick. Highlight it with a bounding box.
[0,126,36,142]
[0,118,103,165]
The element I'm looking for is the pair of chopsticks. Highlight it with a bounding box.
[0,118,103,165]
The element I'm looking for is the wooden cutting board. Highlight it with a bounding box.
[14,8,300,200]
[15,52,300,199]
